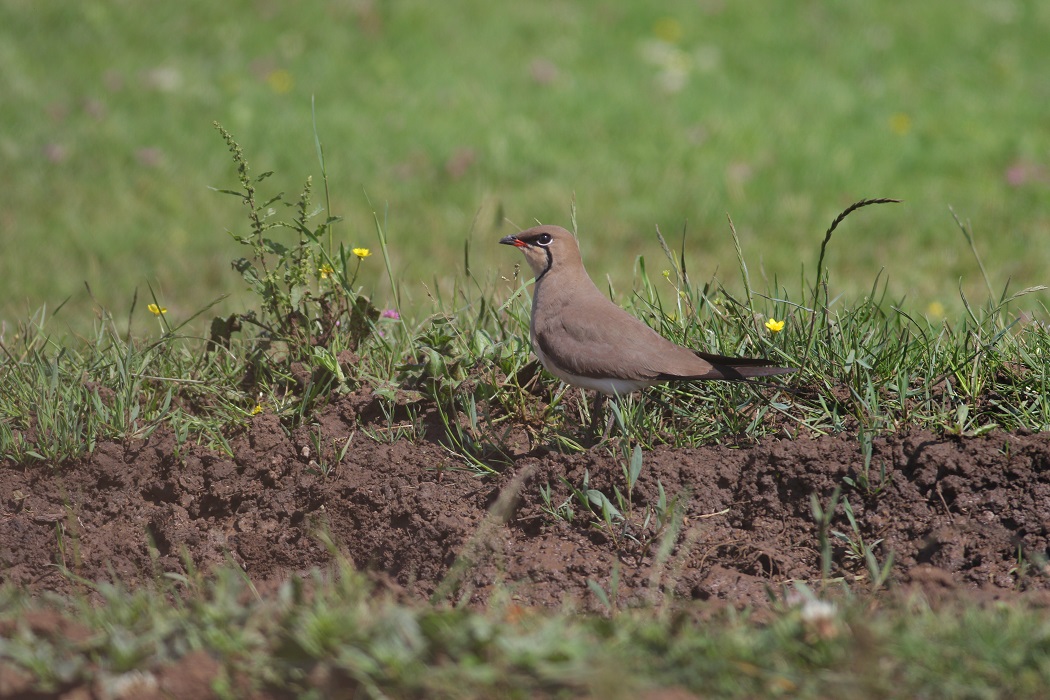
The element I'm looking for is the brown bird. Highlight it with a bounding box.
[500,225,795,400]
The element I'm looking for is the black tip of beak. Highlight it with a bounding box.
[499,234,520,246]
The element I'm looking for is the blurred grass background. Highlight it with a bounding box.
[1,0,1048,333]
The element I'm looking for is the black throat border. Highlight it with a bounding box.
[534,246,553,283]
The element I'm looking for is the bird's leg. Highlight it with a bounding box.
[602,407,617,442]
[582,390,619,445]
[587,390,606,433]
[591,391,620,444]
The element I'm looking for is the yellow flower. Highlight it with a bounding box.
[926,301,945,318]
[266,69,294,94]
[148,303,167,316]
[653,17,683,43]
[765,318,785,333]
[251,404,263,416]
[889,112,912,135]
[319,263,334,279]
[352,247,371,260]
[661,269,671,278]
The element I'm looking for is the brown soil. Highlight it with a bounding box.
[4,390,1049,614]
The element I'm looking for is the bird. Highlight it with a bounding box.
[500,225,795,419]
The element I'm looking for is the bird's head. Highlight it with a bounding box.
[499,225,582,282]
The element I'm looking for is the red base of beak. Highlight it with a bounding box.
[499,234,528,248]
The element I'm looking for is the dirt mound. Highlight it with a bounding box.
[3,391,1049,610]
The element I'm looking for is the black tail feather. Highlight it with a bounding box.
[691,351,796,381]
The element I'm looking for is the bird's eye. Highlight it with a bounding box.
[536,233,553,246]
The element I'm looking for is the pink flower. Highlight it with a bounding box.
[381,309,400,320]
[1005,161,1039,187]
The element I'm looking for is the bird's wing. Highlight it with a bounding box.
[533,286,714,381]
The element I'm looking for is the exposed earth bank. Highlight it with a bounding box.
[4,391,1048,612]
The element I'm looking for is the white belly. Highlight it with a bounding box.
[533,343,652,395]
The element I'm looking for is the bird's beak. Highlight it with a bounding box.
[499,234,527,248]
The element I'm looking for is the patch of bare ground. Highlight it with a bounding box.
[3,392,1049,615]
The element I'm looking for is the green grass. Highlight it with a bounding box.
[3,559,1050,699]
[2,1,1049,332]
